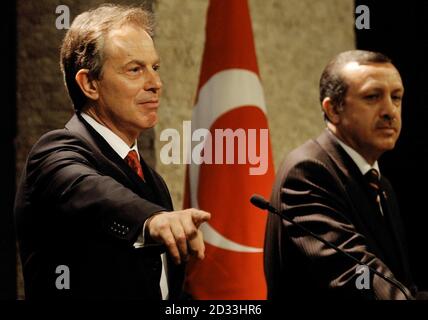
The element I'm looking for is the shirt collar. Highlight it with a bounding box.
[329,131,380,177]
[81,112,139,160]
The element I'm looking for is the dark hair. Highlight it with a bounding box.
[319,50,392,120]
[60,4,155,111]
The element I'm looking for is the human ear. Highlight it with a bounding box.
[75,69,99,100]
[322,97,341,124]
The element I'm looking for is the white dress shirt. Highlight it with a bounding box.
[81,112,169,299]
[329,130,384,215]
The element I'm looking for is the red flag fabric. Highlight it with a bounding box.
[183,0,275,299]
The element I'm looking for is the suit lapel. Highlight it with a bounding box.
[65,113,172,209]
[315,130,397,261]
[66,114,180,297]
[379,179,411,278]
[140,159,173,210]
[316,130,413,281]
[65,114,131,186]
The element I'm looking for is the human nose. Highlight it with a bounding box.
[144,69,162,93]
[380,95,400,120]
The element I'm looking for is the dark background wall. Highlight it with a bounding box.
[356,0,428,290]
[0,0,16,300]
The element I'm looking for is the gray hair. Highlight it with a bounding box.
[60,4,155,111]
[319,50,392,121]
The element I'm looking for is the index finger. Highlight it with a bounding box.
[190,209,211,227]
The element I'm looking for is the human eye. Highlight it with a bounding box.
[128,65,142,74]
[364,93,380,101]
[392,94,403,102]
[153,64,160,72]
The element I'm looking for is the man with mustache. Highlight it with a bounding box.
[264,50,420,299]
[14,4,210,299]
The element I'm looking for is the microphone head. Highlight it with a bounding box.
[250,194,268,210]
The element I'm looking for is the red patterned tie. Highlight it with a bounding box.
[124,150,145,181]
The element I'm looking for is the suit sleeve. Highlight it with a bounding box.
[24,131,167,246]
[280,159,413,300]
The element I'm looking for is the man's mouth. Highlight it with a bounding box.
[376,126,397,134]
[138,100,159,109]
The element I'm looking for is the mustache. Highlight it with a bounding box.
[376,117,399,130]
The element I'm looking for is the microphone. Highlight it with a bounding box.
[250,194,411,300]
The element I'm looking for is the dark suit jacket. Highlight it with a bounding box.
[15,113,184,299]
[264,129,416,300]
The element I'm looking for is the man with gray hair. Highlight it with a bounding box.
[264,50,425,300]
[15,4,210,299]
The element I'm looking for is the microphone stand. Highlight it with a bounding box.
[250,194,411,300]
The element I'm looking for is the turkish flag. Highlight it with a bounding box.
[183,0,275,299]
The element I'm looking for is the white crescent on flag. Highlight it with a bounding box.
[189,68,266,253]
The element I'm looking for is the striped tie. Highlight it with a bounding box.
[125,150,145,181]
[365,168,382,211]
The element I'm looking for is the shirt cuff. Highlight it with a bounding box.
[133,211,164,248]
